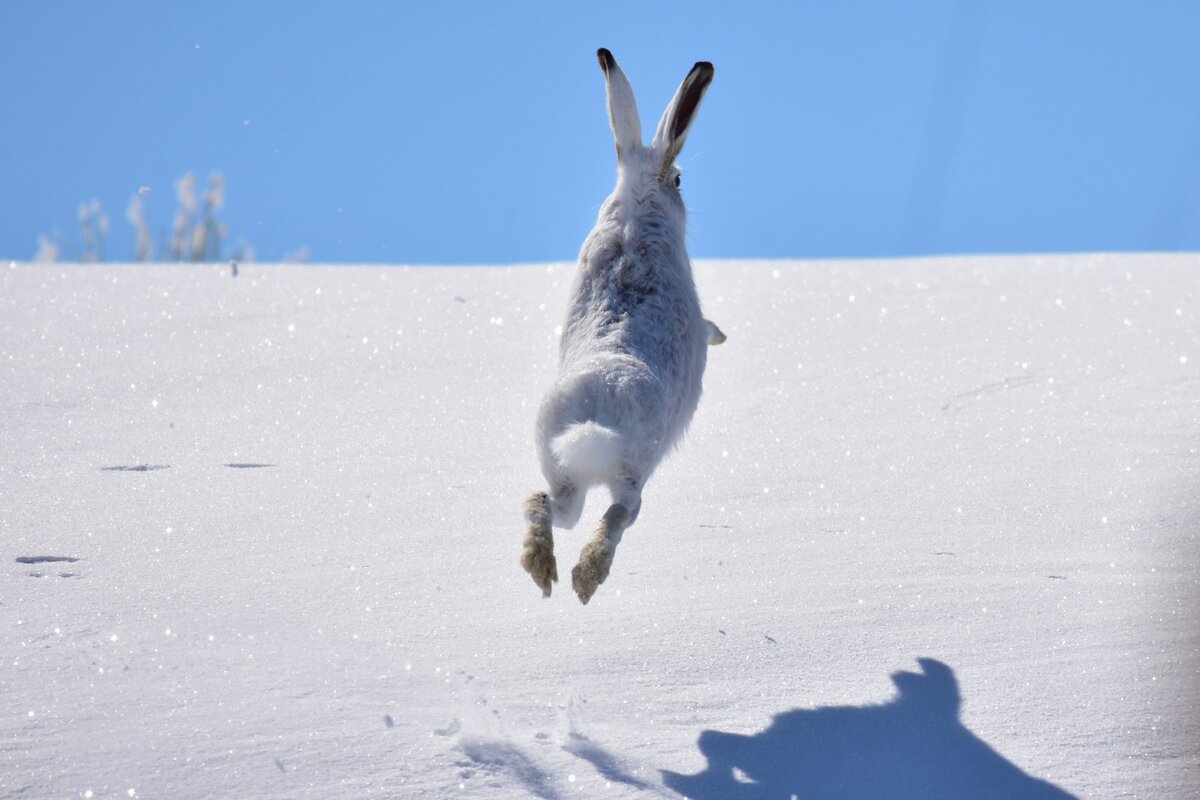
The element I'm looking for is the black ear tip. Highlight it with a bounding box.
[694,61,715,79]
[597,48,615,71]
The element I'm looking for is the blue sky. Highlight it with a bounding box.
[4,1,1200,264]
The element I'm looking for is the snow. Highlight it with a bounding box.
[2,255,1197,798]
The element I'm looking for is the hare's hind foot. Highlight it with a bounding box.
[572,504,630,605]
[521,491,557,597]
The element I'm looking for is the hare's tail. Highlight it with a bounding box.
[550,420,623,484]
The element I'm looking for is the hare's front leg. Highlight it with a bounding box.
[704,319,727,345]
[521,492,557,597]
[572,503,631,604]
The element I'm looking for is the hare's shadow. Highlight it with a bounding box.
[663,658,1076,799]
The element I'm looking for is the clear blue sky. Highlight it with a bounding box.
[4,1,1200,264]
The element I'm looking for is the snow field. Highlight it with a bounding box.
[1,255,1197,798]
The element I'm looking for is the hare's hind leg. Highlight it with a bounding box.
[521,480,583,597]
[521,492,557,597]
[572,503,631,605]
[548,481,584,529]
[572,476,643,604]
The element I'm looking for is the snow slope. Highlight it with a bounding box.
[2,255,1197,799]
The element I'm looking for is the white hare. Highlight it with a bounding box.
[521,49,722,604]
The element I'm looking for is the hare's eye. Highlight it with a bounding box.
[674,174,681,188]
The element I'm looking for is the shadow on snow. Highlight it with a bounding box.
[662,658,1076,800]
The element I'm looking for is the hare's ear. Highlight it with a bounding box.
[598,48,642,160]
[651,60,714,167]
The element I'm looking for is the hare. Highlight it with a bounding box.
[521,49,722,604]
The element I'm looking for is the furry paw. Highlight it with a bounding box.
[521,492,557,597]
[571,538,613,605]
[523,491,551,528]
[522,537,558,598]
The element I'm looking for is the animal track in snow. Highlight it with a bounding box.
[434,719,462,737]
[101,464,170,472]
[456,737,560,800]
[16,556,80,564]
[942,374,1039,414]
[561,731,653,791]
[99,463,277,472]
[556,694,667,793]
[17,557,82,579]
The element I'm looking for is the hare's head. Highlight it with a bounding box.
[597,48,713,204]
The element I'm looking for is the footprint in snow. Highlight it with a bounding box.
[17,557,82,579]
[434,719,462,737]
[561,730,652,791]
[16,556,80,564]
[456,737,559,800]
[101,464,170,472]
[99,463,277,472]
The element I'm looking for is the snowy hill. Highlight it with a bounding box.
[2,256,1197,798]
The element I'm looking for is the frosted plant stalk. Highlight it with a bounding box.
[171,172,197,261]
[126,194,152,262]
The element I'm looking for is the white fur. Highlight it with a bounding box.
[550,421,624,486]
[522,50,716,604]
